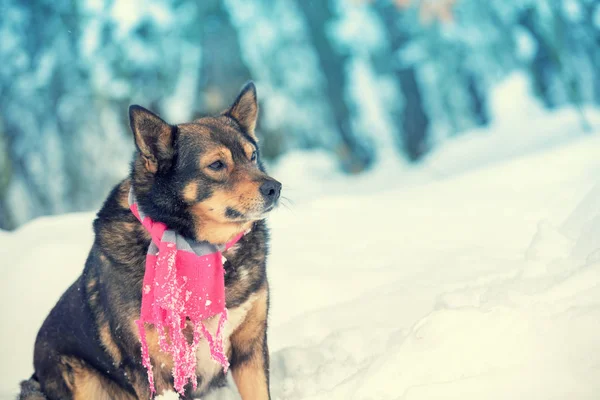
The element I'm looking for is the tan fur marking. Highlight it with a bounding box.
[86,278,99,307]
[143,156,158,174]
[60,357,135,400]
[231,287,269,400]
[88,291,99,307]
[231,287,268,351]
[233,363,269,400]
[243,143,256,160]
[191,188,253,243]
[117,180,131,209]
[183,181,199,203]
[72,371,132,400]
[200,147,233,170]
[132,322,175,395]
[121,222,136,233]
[236,179,261,199]
[196,217,253,244]
[86,278,97,291]
[99,323,122,365]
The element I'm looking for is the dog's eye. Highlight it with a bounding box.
[251,151,257,162]
[208,160,225,171]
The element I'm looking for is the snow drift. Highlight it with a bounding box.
[1,104,600,399]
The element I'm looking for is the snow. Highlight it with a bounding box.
[161,43,202,123]
[2,82,600,398]
[562,0,583,22]
[329,3,387,54]
[594,4,600,30]
[224,0,339,151]
[513,27,538,62]
[109,0,174,39]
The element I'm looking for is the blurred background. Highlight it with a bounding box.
[3,3,600,397]
[1,0,600,230]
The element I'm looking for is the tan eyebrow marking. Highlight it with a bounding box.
[182,181,198,203]
[199,147,233,169]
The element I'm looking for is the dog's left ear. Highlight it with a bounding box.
[225,82,259,141]
[129,105,176,174]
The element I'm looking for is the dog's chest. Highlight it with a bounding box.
[193,292,258,391]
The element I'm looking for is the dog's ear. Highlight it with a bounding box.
[129,105,176,173]
[225,82,259,140]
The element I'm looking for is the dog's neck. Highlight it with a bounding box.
[127,184,252,246]
[189,207,254,245]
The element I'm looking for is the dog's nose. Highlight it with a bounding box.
[259,180,282,205]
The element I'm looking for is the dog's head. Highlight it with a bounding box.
[129,82,281,244]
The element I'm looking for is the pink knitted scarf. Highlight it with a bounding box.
[129,189,244,396]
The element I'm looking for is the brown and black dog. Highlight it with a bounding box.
[18,82,280,400]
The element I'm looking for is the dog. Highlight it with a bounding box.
[18,82,279,400]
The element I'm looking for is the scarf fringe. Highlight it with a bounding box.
[137,312,230,396]
[199,310,230,373]
[130,189,237,397]
[137,320,156,396]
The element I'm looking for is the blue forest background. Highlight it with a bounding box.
[1,0,599,229]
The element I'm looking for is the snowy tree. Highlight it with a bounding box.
[1,0,599,229]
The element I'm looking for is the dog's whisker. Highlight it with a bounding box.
[276,202,294,214]
[280,196,295,204]
[277,198,294,214]
[280,201,293,210]
[279,197,295,208]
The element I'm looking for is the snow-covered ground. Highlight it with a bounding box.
[2,77,600,399]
